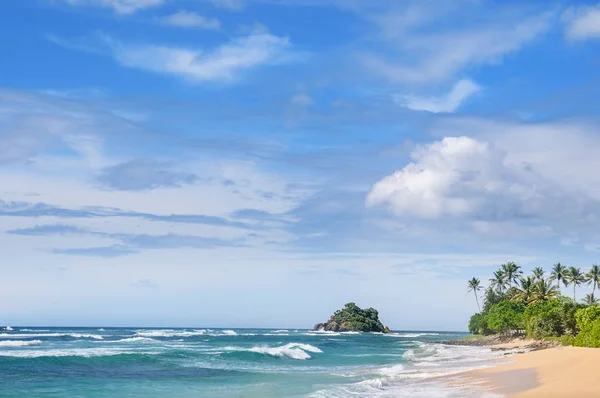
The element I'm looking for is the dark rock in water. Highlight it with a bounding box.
[313,302,391,333]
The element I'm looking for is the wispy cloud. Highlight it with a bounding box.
[59,0,164,14]
[364,5,554,84]
[563,4,600,40]
[52,33,295,83]
[202,0,245,11]
[97,159,198,191]
[398,79,481,113]
[161,10,221,30]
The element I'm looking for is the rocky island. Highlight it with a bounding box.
[313,302,392,333]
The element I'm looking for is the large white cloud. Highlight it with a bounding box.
[366,136,560,219]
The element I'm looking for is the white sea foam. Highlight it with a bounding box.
[114,337,157,343]
[0,348,159,358]
[274,330,289,333]
[4,326,13,331]
[223,343,323,360]
[303,332,341,336]
[0,333,103,340]
[135,330,207,338]
[0,340,42,347]
[19,329,50,332]
[264,333,289,336]
[221,330,238,336]
[98,328,105,331]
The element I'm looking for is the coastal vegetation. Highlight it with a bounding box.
[314,302,392,333]
[467,263,600,347]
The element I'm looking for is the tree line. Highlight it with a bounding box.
[467,262,600,347]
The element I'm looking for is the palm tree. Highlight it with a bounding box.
[501,262,522,287]
[467,278,482,311]
[565,267,586,301]
[489,270,506,293]
[512,276,536,304]
[550,263,568,289]
[586,264,600,296]
[532,267,545,281]
[583,293,599,306]
[530,278,560,304]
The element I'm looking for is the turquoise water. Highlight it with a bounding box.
[0,327,503,397]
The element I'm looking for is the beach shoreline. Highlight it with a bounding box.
[445,339,600,397]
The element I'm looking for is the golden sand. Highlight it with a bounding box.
[462,346,600,397]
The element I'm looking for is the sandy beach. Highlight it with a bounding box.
[459,345,600,397]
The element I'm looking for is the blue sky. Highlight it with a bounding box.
[2,0,600,330]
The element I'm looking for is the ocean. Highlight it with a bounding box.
[0,327,506,397]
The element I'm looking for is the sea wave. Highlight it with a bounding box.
[0,340,42,347]
[274,330,289,333]
[135,330,207,338]
[0,333,103,340]
[134,329,238,338]
[0,348,159,358]
[223,343,323,360]
[113,337,158,343]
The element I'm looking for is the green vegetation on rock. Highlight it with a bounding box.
[313,302,391,333]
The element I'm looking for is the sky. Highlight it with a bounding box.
[1,0,600,331]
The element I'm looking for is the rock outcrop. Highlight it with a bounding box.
[313,302,391,333]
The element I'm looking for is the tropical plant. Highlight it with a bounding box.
[467,278,482,311]
[583,293,599,306]
[530,278,560,304]
[483,286,504,312]
[523,300,564,339]
[501,262,522,287]
[565,267,586,301]
[487,301,525,335]
[574,319,600,348]
[550,262,568,289]
[586,264,600,296]
[489,270,506,293]
[468,312,491,335]
[512,276,536,304]
[574,306,600,331]
[557,296,584,336]
[532,267,545,281]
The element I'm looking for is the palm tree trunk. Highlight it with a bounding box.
[474,292,480,312]
[574,284,576,301]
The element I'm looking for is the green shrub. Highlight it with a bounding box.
[574,318,600,348]
[558,297,585,335]
[575,306,600,331]
[544,335,575,346]
[487,301,525,335]
[469,312,492,335]
[524,300,564,339]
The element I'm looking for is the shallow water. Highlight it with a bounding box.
[0,327,504,397]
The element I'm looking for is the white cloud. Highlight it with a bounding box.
[290,93,314,107]
[204,0,245,11]
[399,79,481,113]
[92,33,293,83]
[366,136,566,219]
[365,7,553,83]
[161,11,221,30]
[60,0,164,14]
[563,4,600,40]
